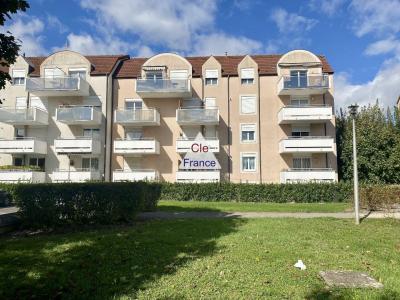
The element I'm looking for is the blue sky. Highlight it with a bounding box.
[2,0,400,108]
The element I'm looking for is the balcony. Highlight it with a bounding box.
[280,168,337,183]
[279,136,335,153]
[0,170,46,183]
[112,169,159,182]
[26,76,90,96]
[0,107,48,126]
[51,169,101,182]
[0,138,47,154]
[278,105,333,124]
[176,108,219,125]
[176,170,220,183]
[114,138,160,155]
[54,137,101,154]
[56,106,102,125]
[114,109,160,126]
[176,137,219,153]
[136,79,191,98]
[278,75,329,96]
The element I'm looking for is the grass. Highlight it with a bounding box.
[158,200,351,213]
[1,218,399,299]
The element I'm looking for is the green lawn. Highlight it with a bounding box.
[1,219,399,299]
[158,200,351,213]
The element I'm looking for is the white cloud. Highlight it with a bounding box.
[335,59,400,109]
[270,8,318,33]
[351,0,400,37]
[46,15,68,34]
[1,16,46,56]
[364,37,400,56]
[309,0,346,16]
[79,0,216,51]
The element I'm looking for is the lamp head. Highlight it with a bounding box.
[348,104,359,117]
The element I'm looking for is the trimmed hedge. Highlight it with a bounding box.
[160,182,353,203]
[2,182,160,228]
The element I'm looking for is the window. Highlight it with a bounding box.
[12,70,25,85]
[83,128,100,138]
[204,97,216,108]
[205,69,218,85]
[291,96,309,107]
[82,158,99,171]
[15,128,25,139]
[68,68,87,79]
[30,97,47,111]
[15,97,27,109]
[29,158,45,170]
[241,124,256,142]
[44,68,64,78]
[126,129,142,140]
[290,70,307,88]
[125,99,142,110]
[241,68,254,84]
[145,71,163,80]
[14,157,23,167]
[170,70,188,80]
[240,95,256,114]
[292,126,310,137]
[293,157,311,169]
[241,153,257,172]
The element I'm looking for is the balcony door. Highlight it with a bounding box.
[291,125,310,137]
[126,129,142,140]
[83,128,100,139]
[290,70,307,88]
[293,157,311,169]
[82,157,99,171]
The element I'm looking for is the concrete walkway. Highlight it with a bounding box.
[138,211,400,220]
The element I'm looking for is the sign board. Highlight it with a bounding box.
[179,133,221,170]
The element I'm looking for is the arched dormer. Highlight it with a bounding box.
[141,52,192,79]
[277,50,322,77]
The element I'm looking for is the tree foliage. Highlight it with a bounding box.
[337,103,400,183]
[0,0,29,90]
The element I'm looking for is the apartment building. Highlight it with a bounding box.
[0,49,337,183]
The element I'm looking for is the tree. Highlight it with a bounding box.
[337,103,400,184]
[0,0,29,91]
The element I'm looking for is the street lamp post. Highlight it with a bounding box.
[348,104,360,224]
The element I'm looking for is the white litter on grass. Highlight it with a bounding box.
[294,260,306,270]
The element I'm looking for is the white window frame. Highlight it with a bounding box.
[240,95,257,115]
[241,68,255,85]
[204,97,216,108]
[11,69,25,86]
[240,152,257,173]
[290,95,309,106]
[68,68,87,79]
[292,155,312,169]
[291,125,310,137]
[205,69,218,86]
[240,123,257,143]
[15,97,27,109]
[125,98,143,110]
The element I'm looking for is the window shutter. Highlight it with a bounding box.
[204,97,216,108]
[205,69,218,78]
[170,70,188,79]
[241,68,254,79]
[15,97,27,109]
[241,124,255,132]
[44,68,64,78]
[30,97,47,111]
[241,96,256,114]
[12,70,25,78]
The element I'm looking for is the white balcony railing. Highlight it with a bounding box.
[176,170,220,183]
[176,107,219,125]
[280,168,337,183]
[278,75,329,95]
[56,106,102,125]
[112,169,159,182]
[0,107,48,126]
[0,137,47,154]
[51,169,101,182]
[279,136,335,153]
[136,79,191,98]
[26,76,90,96]
[113,138,160,155]
[114,109,160,126]
[0,170,46,183]
[278,105,333,124]
[176,137,220,153]
[54,137,101,154]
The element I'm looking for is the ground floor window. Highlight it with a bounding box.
[82,158,99,170]
[241,153,257,172]
[13,157,23,167]
[29,157,45,170]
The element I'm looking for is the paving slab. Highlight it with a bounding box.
[319,271,383,289]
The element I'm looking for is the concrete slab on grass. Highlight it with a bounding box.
[319,271,383,289]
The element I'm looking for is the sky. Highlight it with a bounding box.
[2,0,400,109]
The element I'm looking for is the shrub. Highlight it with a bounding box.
[10,182,161,228]
[360,185,400,210]
[160,182,353,203]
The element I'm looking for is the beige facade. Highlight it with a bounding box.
[0,49,338,183]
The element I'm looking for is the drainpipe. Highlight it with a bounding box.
[323,93,328,168]
[257,73,262,183]
[227,75,231,182]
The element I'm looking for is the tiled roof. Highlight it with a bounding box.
[115,54,334,78]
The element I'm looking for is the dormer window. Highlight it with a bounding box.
[290,70,307,88]
[68,68,87,79]
[205,69,218,85]
[241,68,254,84]
[11,70,25,85]
[146,71,163,80]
